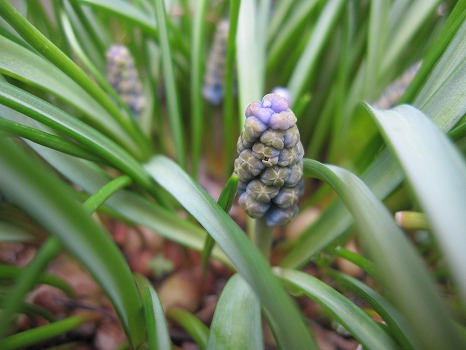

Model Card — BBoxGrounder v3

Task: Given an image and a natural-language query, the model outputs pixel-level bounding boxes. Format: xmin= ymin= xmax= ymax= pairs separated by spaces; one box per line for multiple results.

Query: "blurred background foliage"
xmin=0 ymin=0 xmax=465 ymax=349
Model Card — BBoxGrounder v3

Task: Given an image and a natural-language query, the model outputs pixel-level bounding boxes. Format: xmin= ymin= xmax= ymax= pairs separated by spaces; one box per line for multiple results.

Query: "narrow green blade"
xmin=0 ymin=83 xmax=153 ymax=190
xmin=145 ymin=155 xmax=317 ymax=349
xmin=0 ymin=137 xmax=145 ymax=348
xmin=330 ymin=271 xmax=417 ymax=350
xmin=76 ymin=0 xmax=156 ymax=35
xmin=168 ymin=308 xmax=209 ymax=350
xmin=365 ymin=103 xmax=466 ymax=304
xmin=0 ymin=35 xmax=139 ymax=154
xmin=135 ymin=275 xmax=172 ymax=350
xmin=275 ymin=268 xmax=398 ymax=350
xmin=301 ymin=158 xmax=463 ymax=349
xmin=207 ymin=274 xmax=263 ymax=350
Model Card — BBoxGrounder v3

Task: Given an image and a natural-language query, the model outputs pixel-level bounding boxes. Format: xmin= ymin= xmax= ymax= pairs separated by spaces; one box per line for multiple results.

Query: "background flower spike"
xmin=234 ymin=94 xmax=304 ymax=227
xmin=106 ymin=44 xmax=146 ymax=117
xmin=203 ymin=19 xmax=230 ymax=105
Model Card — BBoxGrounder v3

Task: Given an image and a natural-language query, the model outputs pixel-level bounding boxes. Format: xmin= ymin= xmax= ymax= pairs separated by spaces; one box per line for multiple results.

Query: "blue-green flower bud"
xmin=234 ymin=93 xmax=304 ymax=226
xmin=106 ymin=44 xmax=146 ymax=117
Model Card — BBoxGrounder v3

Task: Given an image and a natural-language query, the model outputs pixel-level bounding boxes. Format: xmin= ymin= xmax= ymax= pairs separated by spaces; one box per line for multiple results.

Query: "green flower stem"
xmin=0 ymin=237 xmax=62 ymax=339
xmin=223 ymin=0 xmax=242 ymax=177
xmin=0 ymin=315 xmax=95 ymax=350
xmin=253 ymin=218 xmax=273 ymax=260
xmin=0 ymin=0 xmax=151 ymax=160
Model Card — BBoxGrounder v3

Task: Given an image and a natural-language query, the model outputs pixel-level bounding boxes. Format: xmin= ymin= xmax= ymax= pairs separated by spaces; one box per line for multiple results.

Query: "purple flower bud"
xmin=234 ymin=93 xmax=304 ymax=226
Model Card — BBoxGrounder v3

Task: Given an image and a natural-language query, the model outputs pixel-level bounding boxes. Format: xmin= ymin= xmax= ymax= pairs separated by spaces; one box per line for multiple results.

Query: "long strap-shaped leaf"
xmin=144 ymin=155 xmax=317 ymax=350
xmin=365 ymin=103 xmax=466 ymax=304
xmin=0 ymin=35 xmax=138 ymax=155
xmin=0 ymin=82 xmax=153 ymax=190
xmin=1 ymin=104 xmax=231 ymax=265
xmin=302 ymin=158 xmax=463 ymax=349
xmin=275 ymin=268 xmax=398 ymax=350
xmin=0 ymin=2 xmax=151 ymax=159
xmin=207 ymin=274 xmax=263 ymax=350
xmin=135 ymin=275 xmax=172 ymax=350
xmin=281 ymin=2 xmax=466 ymax=268
xmin=329 ymin=270 xmax=417 ymax=350
xmin=0 ymin=137 xmax=145 ymax=348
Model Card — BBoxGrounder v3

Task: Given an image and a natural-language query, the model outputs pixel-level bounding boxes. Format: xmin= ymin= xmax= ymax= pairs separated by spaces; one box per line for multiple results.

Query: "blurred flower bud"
xmin=272 ymin=86 xmax=292 ymax=105
xmin=234 ymin=93 xmax=304 ymax=226
xmin=373 ymin=61 xmax=421 ymax=109
xmin=106 ymin=44 xmax=146 ymax=117
xmin=203 ymin=19 xmax=230 ymax=105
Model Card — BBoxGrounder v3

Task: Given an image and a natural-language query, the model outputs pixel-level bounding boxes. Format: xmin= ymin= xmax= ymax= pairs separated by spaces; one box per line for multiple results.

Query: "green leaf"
xmin=0 ymin=238 xmax=62 ymax=339
xmin=332 ymin=247 xmax=379 ymax=278
xmin=190 ymin=0 xmax=209 ymax=177
xmin=0 ymin=34 xmax=141 ymax=154
xmin=168 ymin=308 xmax=209 ymax=350
xmin=0 ymin=315 xmax=91 ymax=350
xmin=0 ymin=264 xmax=75 ymax=298
xmin=364 ymin=103 xmax=466 ymax=304
xmin=0 ymin=137 xmax=145 ymax=348
xmin=201 ymin=173 xmax=238 ymax=271
xmin=151 ymin=0 xmax=185 ymax=168
xmin=0 ymin=0 xmax=153 ymax=159
xmin=0 ymin=116 xmax=102 ymax=162
xmin=329 ymin=270 xmax=418 ymax=350
xmin=0 ymin=83 xmax=153 ymax=191
xmin=267 ymin=0 xmax=319 ymax=75
xmin=75 ymin=0 xmax=156 ymax=36
xmin=275 ymin=268 xmax=398 ymax=350
xmin=287 ymin=0 xmax=345 ymax=102
xmin=19 ymin=136 xmax=231 ymax=266
xmin=223 ymin=0 xmax=242 ymax=174
xmin=381 ymin=0 xmax=440 ymax=74
xmin=0 ymin=222 xmax=33 ymax=242
xmin=207 ymin=274 xmax=263 ymax=350
xmin=144 ymin=155 xmax=317 ymax=350
xmin=237 ymin=0 xmax=264 ymax=115
xmin=281 ymin=4 xmax=466 ymax=268
xmin=299 ymin=158 xmax=463 ymax=350
xmin=81 ymin=175 xmax=132 ymax=214
xmin=135 ymin=275 xmax=172 ymax=350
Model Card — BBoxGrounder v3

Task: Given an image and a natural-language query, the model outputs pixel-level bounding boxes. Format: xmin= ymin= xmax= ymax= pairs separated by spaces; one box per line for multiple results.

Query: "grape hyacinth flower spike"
xmin=203 ymin=19 xmax=230 ymax=105
xmin=106 ymin=44 xmax=146 ymax=117
xmin=234 ymin=93 xmax=304 ymax=227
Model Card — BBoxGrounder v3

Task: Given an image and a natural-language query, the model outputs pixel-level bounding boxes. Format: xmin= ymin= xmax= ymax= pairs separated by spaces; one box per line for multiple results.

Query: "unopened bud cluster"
xmin=106 ymin=44 xmax=146 ymax=117
xmin=235 ymin=94 xmax=304 ymax=227
xmin=203 ymin=19 xmax=229 ymax=105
